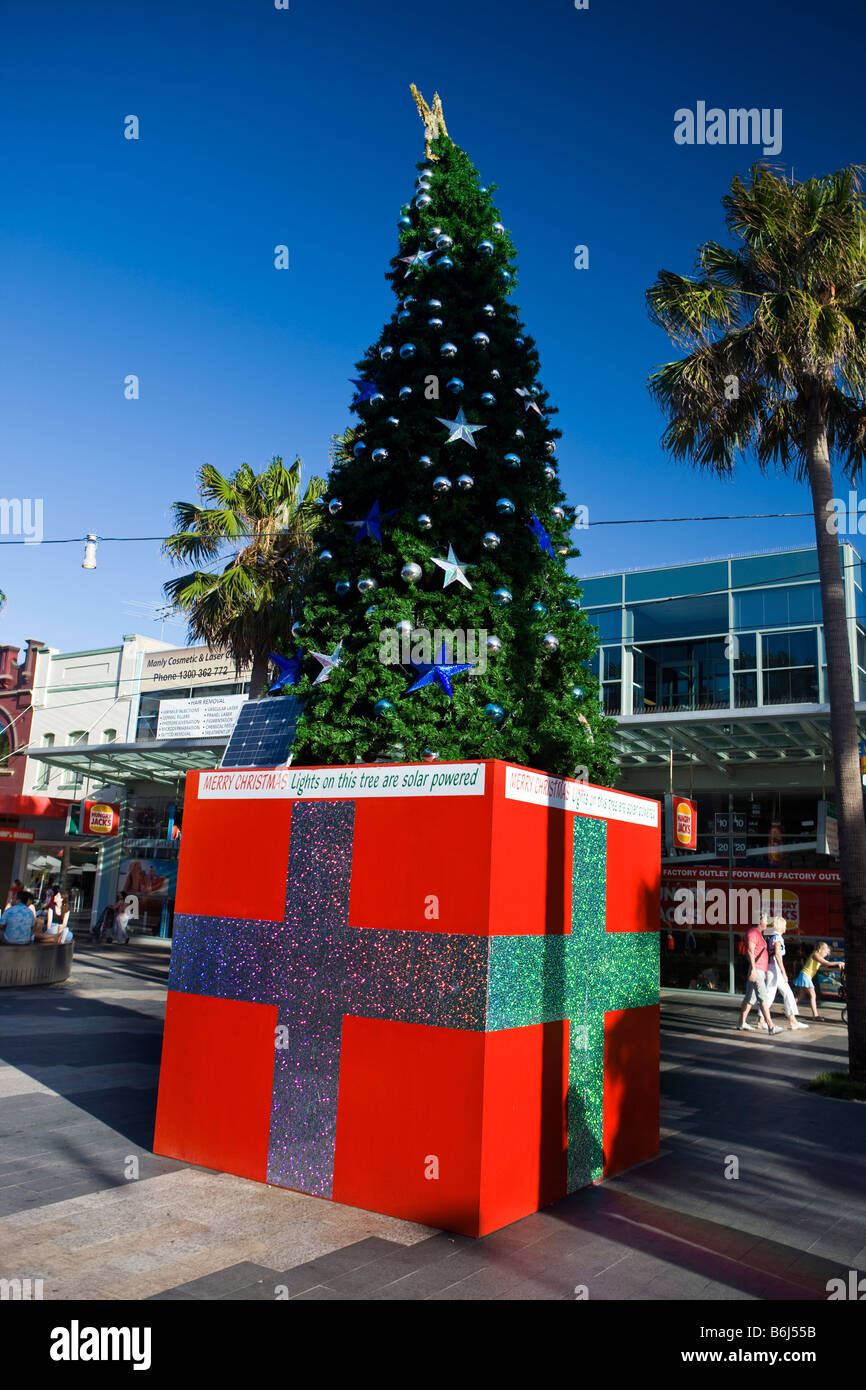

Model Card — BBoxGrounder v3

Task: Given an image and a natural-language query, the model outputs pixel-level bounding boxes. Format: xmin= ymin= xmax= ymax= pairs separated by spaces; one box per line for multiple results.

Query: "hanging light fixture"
xmin=82 ymin=534 xmax=98 ymax=570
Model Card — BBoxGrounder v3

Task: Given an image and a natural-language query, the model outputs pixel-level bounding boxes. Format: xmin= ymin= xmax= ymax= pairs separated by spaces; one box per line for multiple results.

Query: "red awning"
xmin=0 ymin=794 xmax=71 ymax=819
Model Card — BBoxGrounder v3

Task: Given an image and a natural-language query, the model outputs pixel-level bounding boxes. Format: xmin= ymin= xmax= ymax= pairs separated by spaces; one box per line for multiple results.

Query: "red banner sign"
xmin=0 ymin=828 xmax=35 ymax=843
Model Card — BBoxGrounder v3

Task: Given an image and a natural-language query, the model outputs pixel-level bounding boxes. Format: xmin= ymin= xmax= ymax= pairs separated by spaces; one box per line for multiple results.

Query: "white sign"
xmin=197 ymin=762 xmax=487 ymax=800
xmin=157 ymin=695 xmax=247 ymax=740
xmin=503 ymin=766 xmax=659 ymax=827
xmin=141 ymin=646 xmax=250 ymax=692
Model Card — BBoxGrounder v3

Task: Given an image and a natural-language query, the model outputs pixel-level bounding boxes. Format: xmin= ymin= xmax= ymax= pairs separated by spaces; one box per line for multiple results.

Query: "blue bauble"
xmin=472 ymin=332 xmax=490 ymax=349
xmin=418 ymin=454 xmax=434 ymax=469
xmin=492 ymin=588 xmax=513 ymax=607
xmin=374 ymin=699 xmax=395 ymax=718
xmin=397 ymin=310 xmax=411 ymax=324
xmin=446 ymin=377 xmax=464 ymax=394
xmin=484 ymin=703 xmax=505 ymax=723
xmin=318 ymin=549 xmax=333 ymax=562
xmin=563 ymin=598 xmax=580 ymax=611
xmin=531 ymin=602 xmax=548 ymax=617
xmin=504 ymin=453 xmax=521 ymax=469
xmin=328 ymin=498 xmax=343 ymax=515
xmin=353 ymin=441 xmax=367 ymax=456
xmin=571 ymin=686 xmax=584 ymax=700
xmin=399 ymin=386 xmax=413 ymax=400
xmin=496 ymin=497 xmax=516 ymax=515
xmin=335 ymin=580 xmax=350 ymax=596
xmin=514 ymin=336 xmax=525 ymax=349
xmin=480 ymin=392 xmax=496 ymax=407
xmin=371 ymin=448 xmax=389 ymax=463
xmin=380 ymin=345 xmax=394 ymax=360
xmin=398 ymin=215 xmax=412 ymax=229
xmin=437 ymin=256 xmax=454 ymax=270
xmin=428 ymin=298 xmax=442 ymax=309
xmin=478 ymin=240 xmax=494 ymax=256
xmin=404 ymin=296 xmax=417 ymax=307
xmin=500 ymin=269 xmax=512 ymax=283
xmin=399 ymin=342 xmax=416 ymax=358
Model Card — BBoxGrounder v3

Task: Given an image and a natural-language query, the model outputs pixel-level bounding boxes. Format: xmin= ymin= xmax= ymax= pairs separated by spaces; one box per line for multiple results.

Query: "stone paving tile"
xmin=290 ymin=1285 xmax=348 ymax=1300
xmin=171 ymin=1261 xmax=278 ymax=1298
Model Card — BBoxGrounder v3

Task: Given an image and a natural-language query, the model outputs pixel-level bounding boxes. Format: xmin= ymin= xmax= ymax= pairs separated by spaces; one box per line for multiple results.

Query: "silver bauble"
xmin=328 ymin=498 xmax=343 ymax=515
xmin=437 ymin=256 xmax=454 ymax=270
xmin=477 ymin=240 xmax=494 ymax=255
xmin=428 ymin=317 xmax=443 ymax=330
xmin=492 ymin=221 xmax=505 ymax=235
xmin=370 ymin=392 xmax=385 ymax=406
xmin=401 ymin=562 xmax=422 ymax=583
xmin=386 ymin=416 xmax=399 ymax=428
xmin=481 ymin=303 xmax=496 ymax=317
xmin=545 ymin=440 xmax=557 ymax=455
xmin=492 ymin=588 xmax=513 ymax=607
xmin=456 ymin=473 xmax=474 ymax=490
xmin=514 ymin=336 xmax=525 ymax=349
xmin=480 ymin=392 xmax=496 ymax=406
xmin=357 ymin=577 xmax=378 ymax=594
xmin=432 ymin=475 xmax=452 ymax=494
xmin=496 ymin=497 xmax=515 ymax=515
xmin=319 ymin=549 xmax=334 ymax=562
xmin=440 ymin=341 xmax=458 ymax=358
xmin=482 ymin=531 xmax=500 ymax=550
xmin=543 ymin=465 xmax=556 ymax=482
xmin=399 ymin=385 xmax=413 ymax=399
xmin=414 ymin=193 xmax=432 ymax=209
xmin=552 ymin=506 xmax=565 ymax=521
xmin=541 ymin=632 xmax=560 ymax=653
xmin=399 ymin=342 xmax=416 ymax=358
xmin=423 ymin=748 xmax=440 ymax=763
xmin=380 ymin=345 xmax=394 ymax=360
xmin=428 ymin=297 xmax=442 ymax=309
xmin=371 ymin=448 xmax=389 ymax=463
xmin=396 ymin=620 xmax=413 ymax=639
xmin=490 ymin=369 xmax=501 ymax=380
xmin=417 ymin=513 xmax=433 ymax=529
xmin=435 ymin=234 xmax=453 ymax=250
xmin=418 ymin=454 xmax=434 ymax=469
xmin=486 ymin=634 xmax=502 ymax=654
xmin=472 ymin=332 xmax=490 ymax=349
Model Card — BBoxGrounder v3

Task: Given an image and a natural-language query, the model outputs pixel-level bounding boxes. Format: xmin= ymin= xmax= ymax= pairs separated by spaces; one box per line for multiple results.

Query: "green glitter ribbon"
xmin=487 ymin=816 xmax=659 ymax=1190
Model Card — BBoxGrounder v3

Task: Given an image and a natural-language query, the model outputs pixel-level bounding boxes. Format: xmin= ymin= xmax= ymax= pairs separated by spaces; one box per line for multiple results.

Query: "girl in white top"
xmin=759 ymin=917 xmax=808 ymax=1031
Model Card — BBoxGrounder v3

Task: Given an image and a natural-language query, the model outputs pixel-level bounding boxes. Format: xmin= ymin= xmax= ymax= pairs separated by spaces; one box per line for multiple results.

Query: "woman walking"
xmin=759 ymin=918 xmax=808 ymax=1031
xmin=793 ymin=941 xmax=845 ymax=1021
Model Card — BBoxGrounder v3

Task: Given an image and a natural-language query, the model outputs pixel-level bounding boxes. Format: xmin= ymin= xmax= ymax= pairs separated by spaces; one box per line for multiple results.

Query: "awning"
xmin=612 ymin=703 xmax=866 ymax=771
xmin=26 ymin=739 xmax=226 ymax=789
xmin=0 ymin=794 xmax=73 ymax=818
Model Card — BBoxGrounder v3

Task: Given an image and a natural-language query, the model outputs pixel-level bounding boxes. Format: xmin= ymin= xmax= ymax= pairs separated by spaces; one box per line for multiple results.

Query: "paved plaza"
xmin=0 ymin=942 xmax=864 ymax=1301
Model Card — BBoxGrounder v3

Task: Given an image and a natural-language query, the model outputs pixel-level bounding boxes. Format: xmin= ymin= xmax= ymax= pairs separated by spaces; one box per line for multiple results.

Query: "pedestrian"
xmin=4 ymin=878 xmax=24 ymax=910
xmin=737 ymin=919 xmax=782 ymax=1034
xmin=38 ymin=892 xmax=71 ymax=945
xmin=757 ymin=917 xmax=808 ymax=1031
xmin=793 ymin=942 xmax=845 ymax=1021
xmin=0 ymin=890 xmax=37 ymax=944
xmin=112 ymin=892 xmax=132 ymax=946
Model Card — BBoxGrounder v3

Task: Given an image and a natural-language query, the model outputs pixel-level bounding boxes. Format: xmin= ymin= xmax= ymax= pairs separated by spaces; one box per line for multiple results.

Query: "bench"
xmin=0 ymin=943 xmax=74 ymax=987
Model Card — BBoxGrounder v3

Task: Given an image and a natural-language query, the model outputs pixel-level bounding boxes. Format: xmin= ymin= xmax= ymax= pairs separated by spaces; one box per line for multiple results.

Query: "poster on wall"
xmin=118 ymin=858 xmax=178 ymax=926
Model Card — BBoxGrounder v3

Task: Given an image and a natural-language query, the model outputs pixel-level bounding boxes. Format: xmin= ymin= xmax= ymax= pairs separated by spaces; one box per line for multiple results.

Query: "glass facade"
xmin=580 ymin=545 xmax=851 ymax=717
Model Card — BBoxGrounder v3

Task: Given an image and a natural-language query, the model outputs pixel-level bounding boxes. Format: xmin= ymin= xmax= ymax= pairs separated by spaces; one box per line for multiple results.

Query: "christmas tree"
xmin=289 ymin=88 xmax=616 ymax=782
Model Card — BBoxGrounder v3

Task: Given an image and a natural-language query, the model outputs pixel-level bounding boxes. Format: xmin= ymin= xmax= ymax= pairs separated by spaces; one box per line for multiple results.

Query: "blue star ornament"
xmin=406 ymin=644 xmax=475 ymax=699
xmin=311 ymin=640 xmax=345 ymax=685
xmin=346 ymin=498 xmax=396 ymax=544
xmin=527 ymin=512 xmax=557 ymax=559
xmin=436 ymin=407 xmax=487 ymax=448
xmin=268 ymin=649 xmax=303 ymax=692
xmin=399 ymin=249 xmax=434 ymax=278
xmin=350 ymin=378 xmax=379 ymax=404
xmin=432 ymin=543 xmax=472 ymax=589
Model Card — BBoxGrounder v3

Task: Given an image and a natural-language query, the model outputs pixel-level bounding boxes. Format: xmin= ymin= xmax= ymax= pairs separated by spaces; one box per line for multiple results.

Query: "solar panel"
xmin=220 ymin=697 xmax=304 ymax=769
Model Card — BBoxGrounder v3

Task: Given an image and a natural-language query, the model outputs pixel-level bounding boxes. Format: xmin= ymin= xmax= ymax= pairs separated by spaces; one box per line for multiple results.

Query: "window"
xmin=600 ymin=647 xmax=621 ymax=714
xmin=585 ymin=609 xmax=622 ymax=643
xmin=731 ymin=549 xmax=816 ymax=589
xmin=734 ymin=583 xmax=821 ymax=629
xmin=580 ymin=575 xmax=622 ymax=607
xmin=627 ymin=594 xmax=729 ymax=643
xmin=625 ymin=561 xmax=728 ymax=603
xmin=0 ymin=723 xmax=10 ymax=769
xmin=35 ymin=733 xmax=54 ymax=788
xmin=59 ymin=731 xmax=87 ymax=789
xmin=103 ymin=729 xmax=118 ymax=743
xmin=633 ymin=639 xmax=729 ymax=712
xmin=761 ymin=631 xmax=818 ymax=705
xmin=733 ymin=633 xmax=758 ymax=708
xmin=858 ymin=627 xmax=866 ymax=700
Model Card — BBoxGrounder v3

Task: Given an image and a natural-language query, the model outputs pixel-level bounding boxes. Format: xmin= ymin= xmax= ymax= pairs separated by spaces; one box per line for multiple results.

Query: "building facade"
xmin=16 ymin=638 xmax=250 ymax=931
xmin=580 ymin=543 xmax=864 ymax=995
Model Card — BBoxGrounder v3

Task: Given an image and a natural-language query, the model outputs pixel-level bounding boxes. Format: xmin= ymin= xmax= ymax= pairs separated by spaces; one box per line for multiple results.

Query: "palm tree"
xmin=163 ymin=456 xmax=325 ymax=697
xmin=646 ymin=164 xmax=866 ymax=1080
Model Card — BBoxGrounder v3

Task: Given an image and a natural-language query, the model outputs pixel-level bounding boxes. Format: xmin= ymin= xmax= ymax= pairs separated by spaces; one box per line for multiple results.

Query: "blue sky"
xmin=1 ymin=0 xmax=863 ymax=652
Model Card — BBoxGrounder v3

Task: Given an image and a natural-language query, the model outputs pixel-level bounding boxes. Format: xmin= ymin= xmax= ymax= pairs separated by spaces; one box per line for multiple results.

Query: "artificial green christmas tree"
xmin=289 ymin=88 xmax=616 ymax=781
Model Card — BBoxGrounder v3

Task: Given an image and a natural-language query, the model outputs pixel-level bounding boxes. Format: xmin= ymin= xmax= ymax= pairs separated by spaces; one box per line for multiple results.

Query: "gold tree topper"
xmin=410 ymin=84 xmax=448 ymax=158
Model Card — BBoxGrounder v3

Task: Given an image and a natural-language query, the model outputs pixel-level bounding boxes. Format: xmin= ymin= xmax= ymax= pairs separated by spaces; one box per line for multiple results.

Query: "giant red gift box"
xmin=154 ymin=759 xmax=660 ymax=1237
